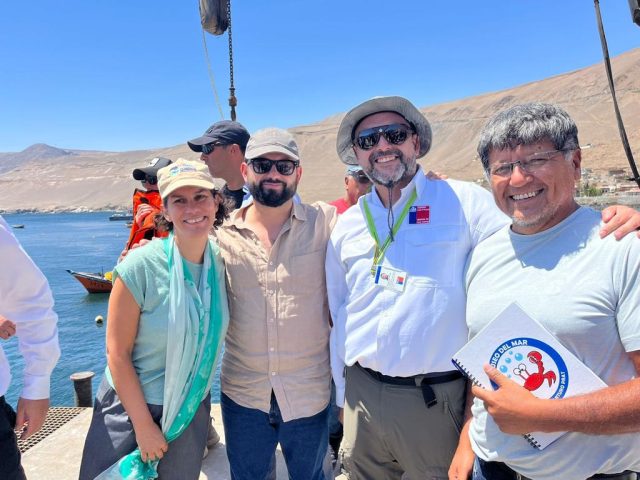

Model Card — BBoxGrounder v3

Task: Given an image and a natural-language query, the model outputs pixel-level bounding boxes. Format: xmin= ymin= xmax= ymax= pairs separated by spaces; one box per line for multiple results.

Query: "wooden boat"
xmin=66 ymin=269 xmax=112 ymax=294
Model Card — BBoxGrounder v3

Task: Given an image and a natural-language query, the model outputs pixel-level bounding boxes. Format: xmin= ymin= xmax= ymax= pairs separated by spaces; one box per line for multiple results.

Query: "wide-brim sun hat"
xmin=336 ymin=96 xmax=432 ymax=165
xmin=157 ymin=158 xmax=215 ymax=199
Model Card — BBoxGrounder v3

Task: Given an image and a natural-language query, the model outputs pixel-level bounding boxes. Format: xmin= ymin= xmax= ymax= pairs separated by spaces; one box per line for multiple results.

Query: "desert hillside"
xmin=1 ymin=48 xmax=638 ymax=212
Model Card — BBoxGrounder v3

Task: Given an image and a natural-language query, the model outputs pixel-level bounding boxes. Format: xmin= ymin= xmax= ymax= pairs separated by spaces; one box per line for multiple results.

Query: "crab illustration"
xmin=513 ymin=351 xmax=557 ymax=391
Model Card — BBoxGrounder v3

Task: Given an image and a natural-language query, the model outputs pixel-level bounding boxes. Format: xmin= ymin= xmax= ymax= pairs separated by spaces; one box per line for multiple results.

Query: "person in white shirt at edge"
xmin=325 ymin=96 xmax=640 ymax=480
xmin=0 ymin=215 xmax=60 ymax=480
xmin=459 ymin=103 xmax=640 ymax=480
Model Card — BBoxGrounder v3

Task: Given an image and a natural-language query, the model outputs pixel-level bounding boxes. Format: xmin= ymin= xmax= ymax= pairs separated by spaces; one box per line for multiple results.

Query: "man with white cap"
xmin=326 ymin=96 xmax=509 ymax=479
xmin=215 ymin=128 xmax=337 ymax=480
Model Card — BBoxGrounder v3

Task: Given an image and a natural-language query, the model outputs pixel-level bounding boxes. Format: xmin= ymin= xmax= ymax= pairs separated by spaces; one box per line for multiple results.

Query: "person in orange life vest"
xmin=329 ymin=166 xmax=372 ymax=215
xmin=119 ymin=157 xmax=173 ymax=262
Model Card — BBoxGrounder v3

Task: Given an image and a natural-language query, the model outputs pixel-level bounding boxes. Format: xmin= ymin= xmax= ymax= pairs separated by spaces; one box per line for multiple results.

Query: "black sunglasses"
xmin=248 ymin=158 xmax=299 ymax=176
xmin=145 ymin=176 xmax=158 ymax=185
xmin=350 ymin=172 xmax=371 ymax=184
xmin=354 ymin=123 xmax=414 ymax=150
xmin=202 ymin=142 xmax=222 ymax=155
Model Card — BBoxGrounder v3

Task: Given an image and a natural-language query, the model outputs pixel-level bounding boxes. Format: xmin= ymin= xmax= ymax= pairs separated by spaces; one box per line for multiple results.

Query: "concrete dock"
xmin=20 ymin=405 xmax=346 ymax=479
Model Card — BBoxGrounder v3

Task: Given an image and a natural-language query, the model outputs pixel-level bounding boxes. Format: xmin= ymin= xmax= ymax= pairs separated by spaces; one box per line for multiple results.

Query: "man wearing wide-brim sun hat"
xmin=325 ymin=95 xmax=509 ymax=479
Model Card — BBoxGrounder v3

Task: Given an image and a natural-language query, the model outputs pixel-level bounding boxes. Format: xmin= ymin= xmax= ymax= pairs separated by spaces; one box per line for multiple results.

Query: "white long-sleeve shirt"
xmin=325 ymin=170 xmax=507 ymax=406
xmin=0 ymin=215 xmax=60 ymax=399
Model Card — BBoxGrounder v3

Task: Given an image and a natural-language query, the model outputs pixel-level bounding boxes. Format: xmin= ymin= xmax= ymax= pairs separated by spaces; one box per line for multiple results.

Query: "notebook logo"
xmin=490 ymin=338 xmax=569 ymax=399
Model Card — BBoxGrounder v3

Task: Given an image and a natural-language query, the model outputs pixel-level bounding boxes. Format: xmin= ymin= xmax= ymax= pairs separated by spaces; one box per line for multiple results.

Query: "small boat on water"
xmin=12 ymin=224 xmax=25 ymax=229
xmin=66 ymin=269 xmax=112 ymax=294
xmin=109 ymin=212 xmax=133 ymax=221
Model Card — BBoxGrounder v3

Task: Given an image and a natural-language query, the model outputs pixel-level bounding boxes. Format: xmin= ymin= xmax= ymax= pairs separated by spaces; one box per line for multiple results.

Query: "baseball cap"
xmin=336 ymin=96 xmax=432 ymax=165
xmin=346 ymin=165 xmax=371 ymax=182
xmin=187 ymin=120 xmax=250 ymax=152
xmin=132 ymin=157 xmax=173 ymax=180
xmin=245 ymin=128 xmax=300 ymax=161
xmin=157 ymin=158 xmax=215 ymax=199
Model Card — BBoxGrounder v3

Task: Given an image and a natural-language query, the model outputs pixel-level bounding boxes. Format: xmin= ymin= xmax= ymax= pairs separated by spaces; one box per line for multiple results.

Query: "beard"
xmin=364 ymin=148 xmax=417 ymax=188
xmin=248 ymin=178 xmax=297 ymax=207
xmin=510 ymin=202 xmax=560 ymax=233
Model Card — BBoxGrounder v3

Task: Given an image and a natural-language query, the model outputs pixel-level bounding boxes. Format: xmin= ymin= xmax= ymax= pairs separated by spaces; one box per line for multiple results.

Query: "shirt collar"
xmin=226 ymin=199 xmax=306 ymax=230
xmin=366 ymin=165 xmax=425 ymax=209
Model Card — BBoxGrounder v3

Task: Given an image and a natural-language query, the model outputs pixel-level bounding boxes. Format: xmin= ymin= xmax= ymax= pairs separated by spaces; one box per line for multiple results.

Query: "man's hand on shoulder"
xmin=15 ymin=397 xmax=49 ymax=439
xmin=117 ymin=238 xmax=152 ymax=263
xmin=600 ymin=205 xmax=640 ymax=240
xmin=426 ymin=170 xmax=448 ymax=180
xmin=0 ymin=315 xmax=16 ymax=339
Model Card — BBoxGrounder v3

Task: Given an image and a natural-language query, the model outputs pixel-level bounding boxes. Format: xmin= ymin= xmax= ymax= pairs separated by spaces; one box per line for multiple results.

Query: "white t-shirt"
xmin=465 ymin=207 xmax=640 ymax=480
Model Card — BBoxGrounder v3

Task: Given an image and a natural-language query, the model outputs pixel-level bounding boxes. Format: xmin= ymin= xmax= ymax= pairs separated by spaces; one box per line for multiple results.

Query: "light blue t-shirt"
xmin=465 ymin=207 xmax=640 ymax=480
xmin=106 ymin=238 xmax=203 ymax=405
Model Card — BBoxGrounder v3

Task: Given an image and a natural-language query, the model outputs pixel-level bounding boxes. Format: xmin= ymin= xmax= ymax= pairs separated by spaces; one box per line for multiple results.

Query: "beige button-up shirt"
xmin=217 ymin=201 xmax=337 ymax=422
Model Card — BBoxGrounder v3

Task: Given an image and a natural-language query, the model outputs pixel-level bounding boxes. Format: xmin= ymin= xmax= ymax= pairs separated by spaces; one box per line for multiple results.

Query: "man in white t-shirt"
xmin=462 ymin=103 xmax=640 ymax=480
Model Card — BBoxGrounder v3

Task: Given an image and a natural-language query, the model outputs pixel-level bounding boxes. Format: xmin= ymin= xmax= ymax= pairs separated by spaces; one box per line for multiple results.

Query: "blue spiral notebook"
xmin=452 ymin=302 xmax=607 ymax=450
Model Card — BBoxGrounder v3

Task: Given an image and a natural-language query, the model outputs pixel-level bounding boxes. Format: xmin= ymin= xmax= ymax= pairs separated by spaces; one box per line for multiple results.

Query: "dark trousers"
xmin=0 ymin=396 xmax=27 ymax=480
xmin=79 ymin=379 xmax=211 ymax=480
xmin=474 ymin=458 xmax=638 ymax=480
xmin=221 ymin=391 xmax=329 ymax=480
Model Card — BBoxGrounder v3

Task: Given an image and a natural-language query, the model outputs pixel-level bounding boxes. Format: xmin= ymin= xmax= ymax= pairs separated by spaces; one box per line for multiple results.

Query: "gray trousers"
xmin=341 ymin=364 xmax=466 ymax=480
xmin=79 ymin=378 xmax=210 ymax=480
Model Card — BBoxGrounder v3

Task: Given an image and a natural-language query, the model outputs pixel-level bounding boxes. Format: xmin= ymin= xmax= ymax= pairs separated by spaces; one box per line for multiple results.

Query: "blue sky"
xmin=1 ymin=1 xmax=638 ymax=152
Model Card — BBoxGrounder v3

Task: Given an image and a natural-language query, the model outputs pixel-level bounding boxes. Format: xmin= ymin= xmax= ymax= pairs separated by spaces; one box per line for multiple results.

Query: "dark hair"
xmin=477 ymin=103 xmax=580 ymax=174
xmin=154 ymin=189 xmax=232 ymax=232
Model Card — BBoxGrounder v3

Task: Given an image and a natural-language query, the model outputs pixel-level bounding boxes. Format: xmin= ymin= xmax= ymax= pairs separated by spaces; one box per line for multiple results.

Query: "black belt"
xmin=478 ymin=459 xmax=638 ymax=480
xmin=356 ymin=363 xmax=463 ymax=408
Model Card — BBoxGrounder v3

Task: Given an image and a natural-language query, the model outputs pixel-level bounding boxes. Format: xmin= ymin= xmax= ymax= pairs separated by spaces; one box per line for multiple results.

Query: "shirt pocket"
xmin=340 ymin=237 xmax=375 ymax=269
xmin=287 ymin=249 xmax=326 ymax=294
xmin=403 ymin=227 xmax=460 ymax=288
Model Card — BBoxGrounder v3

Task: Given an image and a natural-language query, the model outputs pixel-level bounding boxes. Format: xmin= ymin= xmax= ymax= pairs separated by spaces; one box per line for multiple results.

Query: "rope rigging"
xmin=593 ymin=0 xmax=639 ymax=189
xmin=199 ymin=0 xmax=237 ymax=121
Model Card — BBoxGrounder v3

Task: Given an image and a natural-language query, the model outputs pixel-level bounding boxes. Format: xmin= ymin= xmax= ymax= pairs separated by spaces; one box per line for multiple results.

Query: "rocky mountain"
xmin=1 ymin=48 xmax=638 ymax=213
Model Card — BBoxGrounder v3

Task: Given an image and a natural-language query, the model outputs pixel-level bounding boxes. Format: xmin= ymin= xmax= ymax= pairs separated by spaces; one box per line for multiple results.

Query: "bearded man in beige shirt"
xmin=215 ymin=127 xmax=337 ymax=480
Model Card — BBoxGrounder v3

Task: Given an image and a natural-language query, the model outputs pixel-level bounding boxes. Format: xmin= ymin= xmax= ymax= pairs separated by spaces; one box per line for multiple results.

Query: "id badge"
xmin=373 ymin=265 xmax=408 ymax=293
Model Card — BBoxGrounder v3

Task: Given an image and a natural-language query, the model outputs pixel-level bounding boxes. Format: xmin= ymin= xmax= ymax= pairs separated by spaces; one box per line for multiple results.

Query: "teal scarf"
xmin=97 ymin=234 xmax=229 ymax=479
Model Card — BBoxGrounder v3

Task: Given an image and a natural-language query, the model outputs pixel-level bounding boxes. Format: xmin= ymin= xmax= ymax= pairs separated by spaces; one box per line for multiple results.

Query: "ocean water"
xmin=2 ymin=212 xmax=222 ymax=406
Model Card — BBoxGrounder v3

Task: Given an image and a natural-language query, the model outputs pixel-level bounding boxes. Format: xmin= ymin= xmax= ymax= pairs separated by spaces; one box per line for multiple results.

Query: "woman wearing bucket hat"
xmin=80 ymin=159 xmax=230 ymax=480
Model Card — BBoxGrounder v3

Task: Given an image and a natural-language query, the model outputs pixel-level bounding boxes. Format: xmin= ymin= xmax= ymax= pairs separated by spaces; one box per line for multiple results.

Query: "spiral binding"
xmin=453 ymin=359 xmax=545 ymax=450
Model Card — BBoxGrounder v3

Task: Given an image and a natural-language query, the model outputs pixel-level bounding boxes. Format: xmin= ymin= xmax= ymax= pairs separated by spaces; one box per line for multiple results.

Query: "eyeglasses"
xmin=145 ymin=176 xmax=158 ymax=185
xmin=248 ymin=158 xmax=299 ymax=176
xmin=202 ymin=143 xmax=222 ymax=155
xmin=354 ymin=123 xmax=415 ymax=150
xmin=489 ymin=149 xmax=571 ymax=177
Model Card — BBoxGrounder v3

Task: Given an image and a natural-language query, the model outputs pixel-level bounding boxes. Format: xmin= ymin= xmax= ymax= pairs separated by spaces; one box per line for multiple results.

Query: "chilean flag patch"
xmin=409 ymin=206 xmax=430 ymax=224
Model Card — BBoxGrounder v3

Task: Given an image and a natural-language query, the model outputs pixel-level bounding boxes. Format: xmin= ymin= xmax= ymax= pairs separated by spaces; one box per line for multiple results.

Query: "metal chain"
xmin=227 ymin=0 xmax=237 ymax=120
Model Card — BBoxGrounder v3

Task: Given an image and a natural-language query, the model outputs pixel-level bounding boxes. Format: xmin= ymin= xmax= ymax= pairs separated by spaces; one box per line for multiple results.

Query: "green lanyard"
xmin=362 ymin=189 xmax=417 ymax=276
